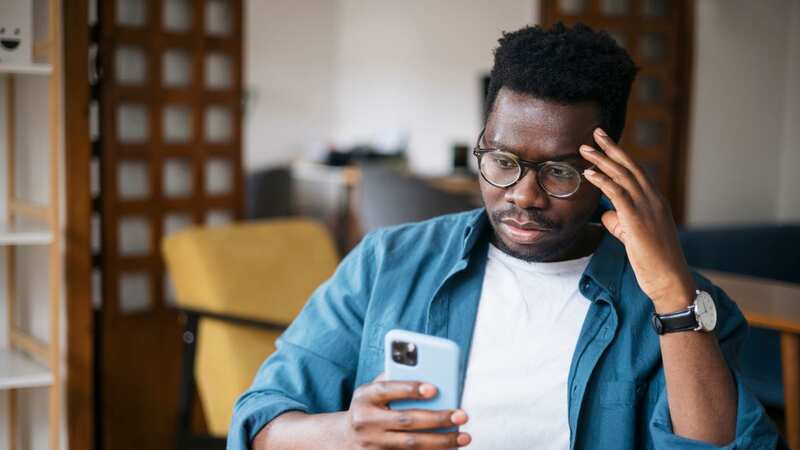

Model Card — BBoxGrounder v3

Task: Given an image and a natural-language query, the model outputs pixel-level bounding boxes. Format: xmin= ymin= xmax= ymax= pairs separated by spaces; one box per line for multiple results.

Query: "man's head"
xmin=480 ymin=23 xmax=637 ymax=262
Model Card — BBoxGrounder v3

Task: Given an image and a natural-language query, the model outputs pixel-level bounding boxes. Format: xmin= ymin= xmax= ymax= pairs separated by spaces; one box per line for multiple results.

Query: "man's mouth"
xmin=499 ymin=219 xmax=552 ymax=244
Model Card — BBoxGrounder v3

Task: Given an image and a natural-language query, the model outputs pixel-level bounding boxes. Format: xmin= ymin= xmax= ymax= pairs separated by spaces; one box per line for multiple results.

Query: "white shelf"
xmin=0 ymin=222 xmax=53 ymax=246
xmin=0 ymin=349 xmax=53 ymax=390
xmin=0 ymin=62 xmax=53 ymax=76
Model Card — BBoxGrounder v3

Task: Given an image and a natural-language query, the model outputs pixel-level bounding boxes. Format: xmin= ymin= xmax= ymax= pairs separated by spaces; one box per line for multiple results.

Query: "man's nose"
xmin=503 ymin=169 xmax=550 ymax=210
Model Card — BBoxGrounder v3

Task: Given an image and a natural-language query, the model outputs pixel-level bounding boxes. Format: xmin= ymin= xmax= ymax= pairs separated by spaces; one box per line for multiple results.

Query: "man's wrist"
xmin=651 ymin=279 xmax=696 ymax=314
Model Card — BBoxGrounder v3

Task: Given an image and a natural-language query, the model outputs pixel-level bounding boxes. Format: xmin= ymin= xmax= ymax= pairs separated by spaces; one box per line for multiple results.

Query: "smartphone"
xmin=384 ymin=329 xmax=461 ymax=412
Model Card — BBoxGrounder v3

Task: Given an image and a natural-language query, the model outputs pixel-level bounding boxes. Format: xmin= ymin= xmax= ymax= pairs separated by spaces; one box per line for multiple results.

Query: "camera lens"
xmin=391 ymin=340 xmax=418 ymax=366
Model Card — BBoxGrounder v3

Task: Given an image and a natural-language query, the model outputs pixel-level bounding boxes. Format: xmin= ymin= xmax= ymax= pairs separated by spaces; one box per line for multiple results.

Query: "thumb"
xmin=601 ymin=210 xmax=625 ymax=243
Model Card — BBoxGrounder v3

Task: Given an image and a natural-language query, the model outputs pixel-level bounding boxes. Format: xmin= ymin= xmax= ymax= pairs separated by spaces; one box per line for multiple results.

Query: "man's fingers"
xmin=601 ymin=210 xmax=626 ymax=244
xmin=353 ymin=380 xmax=437 ymax=406
xmin=386 ymin=408 xmax=468 ymax=431
xmin=583 ymin=168 xmax=635 ymax=215
xmin=592 ymin=128 xmax=653 ymax=190
xmin=580 ymin=144 xmax=644 ymax=201
xmin=381 ymin=430 xmax=471 ymax=449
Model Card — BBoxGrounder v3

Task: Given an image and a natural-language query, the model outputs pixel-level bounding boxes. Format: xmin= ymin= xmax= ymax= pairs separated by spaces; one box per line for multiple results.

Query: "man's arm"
xmin=227 ymin=233 xmax=378 ymax=449
xmin=580 ymin=128 xmax=736 ymax=444
xmin=252 ymin=380 xmax=470 ymax=450
xmin=253 ymin=411 xmax=347 ymax=450
xmin=228 ymin=232 xmax=472 ymax=450
xmin=655 ymin=291 xmax=737 ymax=444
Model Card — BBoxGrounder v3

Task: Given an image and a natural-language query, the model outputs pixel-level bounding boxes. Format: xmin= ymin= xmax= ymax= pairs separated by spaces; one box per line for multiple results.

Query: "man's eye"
xmin=492 ymin=156 xmax=516 ymax=169
xmin=547 ymin=165 xmax=575 ymax=178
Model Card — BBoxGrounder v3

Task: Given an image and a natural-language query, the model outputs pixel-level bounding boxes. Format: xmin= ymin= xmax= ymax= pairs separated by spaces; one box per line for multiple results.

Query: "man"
xmin=229 ymin=23 xmax=780 ymax=449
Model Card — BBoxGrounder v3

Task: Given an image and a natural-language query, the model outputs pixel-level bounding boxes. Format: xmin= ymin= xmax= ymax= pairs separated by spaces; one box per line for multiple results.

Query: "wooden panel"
xmin=96 ymin=0 xmax=244 ymax=448
xmin=540 ymin=0 xmax=693 ymax=224
xmin=782 ymin=333 xmax=800 ymax=449
xmin=64 ymin=0 xmax=96 ymax=449
xmin=47 ymin=1 xmax=66 ymax=449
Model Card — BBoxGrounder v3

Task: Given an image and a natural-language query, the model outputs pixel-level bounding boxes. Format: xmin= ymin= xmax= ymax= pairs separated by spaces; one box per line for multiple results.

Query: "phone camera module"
xmin=391 ymin=340 xmax=418 ymax=366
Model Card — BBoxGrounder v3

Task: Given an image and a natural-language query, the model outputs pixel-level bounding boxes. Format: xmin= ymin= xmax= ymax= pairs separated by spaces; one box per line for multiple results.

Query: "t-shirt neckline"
xmin=488 ymin=243 xmax=593 ymax=275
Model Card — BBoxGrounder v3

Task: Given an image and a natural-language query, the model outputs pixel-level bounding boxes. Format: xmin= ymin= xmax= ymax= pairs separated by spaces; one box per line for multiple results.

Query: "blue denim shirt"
xmin=229 ymin=209 xmax=779 ymax=449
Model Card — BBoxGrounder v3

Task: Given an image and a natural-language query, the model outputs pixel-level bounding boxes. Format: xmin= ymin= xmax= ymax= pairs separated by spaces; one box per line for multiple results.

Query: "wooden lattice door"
xmin=95 ymin=0 xmax=243 ymax=448
xmin=541 ymin=0 xmax=693 ymax=224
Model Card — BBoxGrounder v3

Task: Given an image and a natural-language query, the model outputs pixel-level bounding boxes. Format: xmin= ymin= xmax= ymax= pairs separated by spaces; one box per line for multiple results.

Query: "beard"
xmin=487 ymin=206 xmax=585 ymax=262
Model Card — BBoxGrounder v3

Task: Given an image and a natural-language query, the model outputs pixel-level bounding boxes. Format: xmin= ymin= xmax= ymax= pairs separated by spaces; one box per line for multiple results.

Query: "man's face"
xmin=479 ymin=88 xmax=603 ymax=262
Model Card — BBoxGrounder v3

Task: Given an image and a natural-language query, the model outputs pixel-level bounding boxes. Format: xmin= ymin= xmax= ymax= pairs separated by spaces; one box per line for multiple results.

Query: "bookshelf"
xmin=1 ymin=1 xmax=63 ymax=449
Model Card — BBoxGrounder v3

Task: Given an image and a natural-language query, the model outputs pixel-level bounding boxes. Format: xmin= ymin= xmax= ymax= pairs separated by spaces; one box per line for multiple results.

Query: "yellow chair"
xmin=162 ymin=218 xmax=339 ymax=448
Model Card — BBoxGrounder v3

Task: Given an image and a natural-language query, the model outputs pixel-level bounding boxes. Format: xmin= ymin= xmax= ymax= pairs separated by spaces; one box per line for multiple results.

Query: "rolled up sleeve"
xmin=649 ymin=278 xmax=781 ymax=449
xmin=227 ymin=232 xmax=379 ymax=449
xmin=650 ymin=372 xmax=780 ymax=449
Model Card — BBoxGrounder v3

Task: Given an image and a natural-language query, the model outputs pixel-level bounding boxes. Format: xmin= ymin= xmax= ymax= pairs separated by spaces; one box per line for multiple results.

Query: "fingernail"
xmin=595 ymin=128 xmax=607 ymax=137
xmin=451 ymin=410 xmax=468 ymax=424
xmin=579 ymin=145 xmax=595 ymax=153
xmin=419 ymin=384 xmax=436 ymax=396
xmin=457 ymin=433 xmax=472 ymax=446
xmin=584 ymin=169 xmax=596 ymax=176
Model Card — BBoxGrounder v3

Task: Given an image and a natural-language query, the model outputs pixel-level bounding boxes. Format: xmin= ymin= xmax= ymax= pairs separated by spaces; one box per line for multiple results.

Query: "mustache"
xmin=491 ymin=207 xmax=561 ymax=231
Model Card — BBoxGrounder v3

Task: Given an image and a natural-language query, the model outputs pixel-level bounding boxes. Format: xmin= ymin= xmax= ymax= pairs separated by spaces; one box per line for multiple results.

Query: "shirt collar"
xmin=580 ymin=232 xmax=627 ymax=301
xmin=462 ymin=208 xmax=626 ymax=301
xmin=460 ymin=209 xmax=490 ymax=260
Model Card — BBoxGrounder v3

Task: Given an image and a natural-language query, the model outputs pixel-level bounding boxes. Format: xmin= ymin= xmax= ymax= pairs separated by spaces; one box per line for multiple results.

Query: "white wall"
xmin=244 ymin=0 xmax=535 ymax=173
xmin=777 ymin=0 xmax=800 ymax=222
xmin=686 ymin=0 xmax=800 ymax=225
xmin=331 ymin=0 xmax=535 ymax=175
xmin=243 ymin=0 xmax=338 ymax=170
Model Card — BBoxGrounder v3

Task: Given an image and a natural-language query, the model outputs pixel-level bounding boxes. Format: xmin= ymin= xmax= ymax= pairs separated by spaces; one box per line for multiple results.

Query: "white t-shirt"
xmin=459 ymin=244 xmax=592 ymax=450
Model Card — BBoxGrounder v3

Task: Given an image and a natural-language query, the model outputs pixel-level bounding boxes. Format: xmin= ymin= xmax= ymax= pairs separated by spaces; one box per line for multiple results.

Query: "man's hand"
xmin=580 ymin=127 xmax=737 ymax=445
xmin=253 ymin=374 xmax=471 ymax=450
xmin=344 ymin=374 xmax=471 ymax=449
xmin=579 ymin=128 xmax=695 ymax=312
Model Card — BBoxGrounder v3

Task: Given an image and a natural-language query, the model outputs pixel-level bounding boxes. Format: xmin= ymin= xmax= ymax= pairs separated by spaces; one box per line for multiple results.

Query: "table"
xmin=700 ymin=269 xmax=800 ymax=448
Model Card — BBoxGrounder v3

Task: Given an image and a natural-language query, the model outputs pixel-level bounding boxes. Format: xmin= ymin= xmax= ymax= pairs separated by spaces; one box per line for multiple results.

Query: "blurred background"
xmin=0 ymin=0 xmax=798 ymax=449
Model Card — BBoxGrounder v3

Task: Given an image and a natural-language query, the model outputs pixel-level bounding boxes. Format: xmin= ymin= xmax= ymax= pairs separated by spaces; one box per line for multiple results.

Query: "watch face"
xmin=694 ymin=291 xmax=717 ymax=331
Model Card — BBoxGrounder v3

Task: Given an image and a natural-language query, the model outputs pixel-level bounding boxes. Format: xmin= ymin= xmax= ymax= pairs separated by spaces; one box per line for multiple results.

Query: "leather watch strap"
xmin=651 ymin=307 xmax=698 ymax=335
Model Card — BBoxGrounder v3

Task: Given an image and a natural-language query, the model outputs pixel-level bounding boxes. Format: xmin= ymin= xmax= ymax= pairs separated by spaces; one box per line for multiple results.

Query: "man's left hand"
xmin=579 ymin=127 xmax=695 ymax=313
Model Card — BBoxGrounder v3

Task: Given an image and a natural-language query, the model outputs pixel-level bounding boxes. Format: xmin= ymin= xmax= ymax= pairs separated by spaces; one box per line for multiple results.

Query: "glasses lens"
xmin=480 ymin=152 xmax=520 ymax=187
xmin=539 ymin=162 xmax=581 ymax=197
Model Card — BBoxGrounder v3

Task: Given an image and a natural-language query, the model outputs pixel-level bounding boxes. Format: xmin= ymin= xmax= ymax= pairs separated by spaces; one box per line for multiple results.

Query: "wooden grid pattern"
xmin=100 ymin=0 xmax=243 ymax=319
xmin=540 ymin=0 xmax=693 ymax=224
xmin=95 ymin=0 xmax=243 ymax=448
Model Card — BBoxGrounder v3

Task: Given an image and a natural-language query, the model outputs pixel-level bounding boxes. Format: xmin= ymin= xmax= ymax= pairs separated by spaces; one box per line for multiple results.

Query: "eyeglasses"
xmin=472 ymin=128 xmax=591 ymax=198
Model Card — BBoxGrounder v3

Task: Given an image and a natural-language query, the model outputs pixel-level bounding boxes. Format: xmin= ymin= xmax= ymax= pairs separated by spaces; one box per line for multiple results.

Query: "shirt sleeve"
xmin=648 ymin=278 xmax=782 ymax=449
xmin=226 ymin=231 xmax=380 ymax=450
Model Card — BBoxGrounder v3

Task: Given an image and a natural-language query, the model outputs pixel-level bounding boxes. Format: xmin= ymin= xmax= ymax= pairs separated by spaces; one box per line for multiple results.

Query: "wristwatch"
xmin=651 ymin=290 xmax=717 ymax=335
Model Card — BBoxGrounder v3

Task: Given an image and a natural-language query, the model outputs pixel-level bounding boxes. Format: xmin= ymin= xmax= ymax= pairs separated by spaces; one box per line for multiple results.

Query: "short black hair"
xmin=486 ymin=22 xmax=638 ymax=142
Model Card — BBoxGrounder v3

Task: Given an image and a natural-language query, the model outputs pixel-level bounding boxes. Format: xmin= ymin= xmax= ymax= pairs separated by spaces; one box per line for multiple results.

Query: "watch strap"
xmin=651 ymin=306 xmax=698 ymax=335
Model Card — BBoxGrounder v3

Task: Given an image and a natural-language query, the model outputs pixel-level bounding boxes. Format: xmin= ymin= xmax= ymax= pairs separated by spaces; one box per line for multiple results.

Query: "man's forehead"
xmin=486 ymin=90 xmax=600 ymax=156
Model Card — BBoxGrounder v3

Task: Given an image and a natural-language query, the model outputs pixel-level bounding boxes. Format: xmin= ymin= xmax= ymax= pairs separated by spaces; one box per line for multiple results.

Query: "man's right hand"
xmin=344 ymin=376 xmax=471 ymax=449
xmin=252 ymin=375 xmax=471 ymax=450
